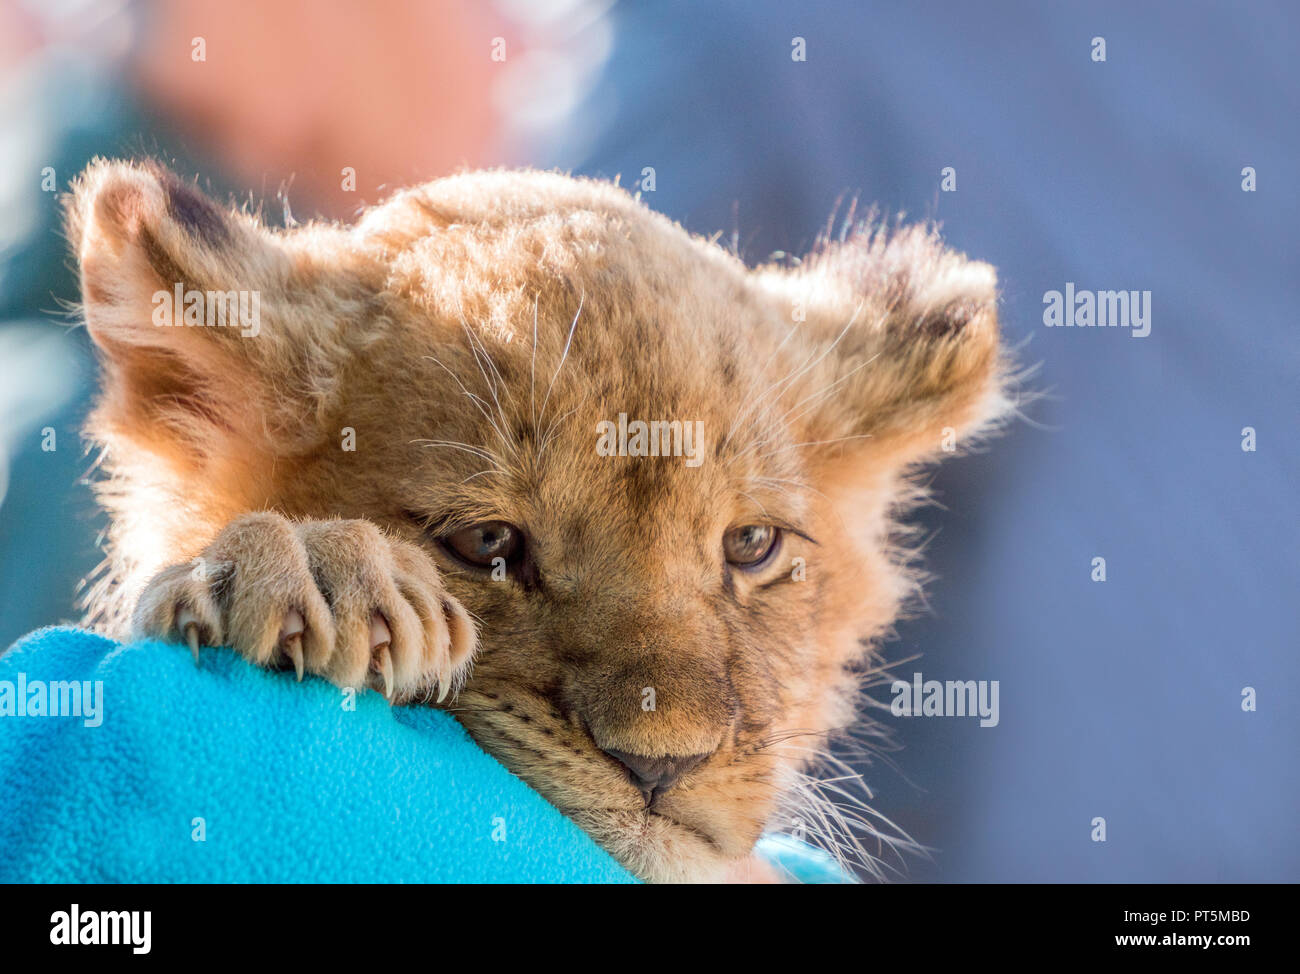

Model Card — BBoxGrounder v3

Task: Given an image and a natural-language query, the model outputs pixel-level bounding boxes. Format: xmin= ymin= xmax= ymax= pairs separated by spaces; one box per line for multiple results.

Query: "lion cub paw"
xmin=133 ymin=513 xmax=477 ymax=703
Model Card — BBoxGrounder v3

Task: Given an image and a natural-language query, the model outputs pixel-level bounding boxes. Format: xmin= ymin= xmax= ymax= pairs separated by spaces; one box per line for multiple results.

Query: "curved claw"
xmin=185 ymin=624 xmax=200 ymax=666
xmin=369 ymin=612 xmax=394 ymax=701
xmin=373 ymin=644 xmax=394 ymax=701
xmin=283 ymin=633 xmax=304 ymax=682
xmin=177 ymin=607 xmax=201 ymax=666
xmin=279 ymin=609 xmax=306 ymax=681
xmin=435 ymin=657 xmax=452 ymax=704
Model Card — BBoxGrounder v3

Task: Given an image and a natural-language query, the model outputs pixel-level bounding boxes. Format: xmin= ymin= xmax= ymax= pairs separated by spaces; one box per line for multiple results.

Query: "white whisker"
xmin=537 ymin=291 xmax=584 ymax=434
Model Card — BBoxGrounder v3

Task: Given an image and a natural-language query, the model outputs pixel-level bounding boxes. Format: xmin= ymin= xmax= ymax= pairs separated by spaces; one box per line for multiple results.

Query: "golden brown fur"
xmin=67 ymin=159 xmax=1012 ymax=882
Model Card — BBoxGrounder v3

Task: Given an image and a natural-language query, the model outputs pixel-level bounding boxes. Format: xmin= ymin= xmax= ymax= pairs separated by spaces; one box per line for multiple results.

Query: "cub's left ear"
xmin=765 ymin=224 xmax=1011 ymax=468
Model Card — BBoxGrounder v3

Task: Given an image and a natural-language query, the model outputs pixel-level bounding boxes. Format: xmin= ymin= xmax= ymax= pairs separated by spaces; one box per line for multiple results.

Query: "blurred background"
xmin=1 ymin=0 xmax=1295 ymax=881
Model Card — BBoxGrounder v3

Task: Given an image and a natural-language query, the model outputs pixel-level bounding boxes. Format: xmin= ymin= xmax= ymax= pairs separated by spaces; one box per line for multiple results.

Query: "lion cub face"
xmin=70 ymin=162 xmax=1008 ymax=882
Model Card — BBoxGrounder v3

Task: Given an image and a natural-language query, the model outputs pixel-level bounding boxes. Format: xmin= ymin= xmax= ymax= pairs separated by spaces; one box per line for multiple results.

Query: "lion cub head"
xmin=68 ymin=160 xmax=1009 ymax=882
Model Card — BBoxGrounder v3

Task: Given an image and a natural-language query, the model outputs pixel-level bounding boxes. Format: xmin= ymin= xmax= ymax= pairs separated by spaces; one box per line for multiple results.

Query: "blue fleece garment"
xmin=0 ymin=627 xmax=635 ymax=883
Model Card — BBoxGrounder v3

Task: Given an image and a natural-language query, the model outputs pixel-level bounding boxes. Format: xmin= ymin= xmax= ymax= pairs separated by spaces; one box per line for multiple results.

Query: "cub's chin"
xmin=566 ymin=787 xmax=786 ymax=883
xmin=566 ymin=808 xmax=742 ymax=883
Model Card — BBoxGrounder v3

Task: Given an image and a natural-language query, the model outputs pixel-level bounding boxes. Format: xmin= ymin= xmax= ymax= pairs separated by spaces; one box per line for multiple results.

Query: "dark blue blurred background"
xmin=2 ymin=0 xmax=1295 ymax=881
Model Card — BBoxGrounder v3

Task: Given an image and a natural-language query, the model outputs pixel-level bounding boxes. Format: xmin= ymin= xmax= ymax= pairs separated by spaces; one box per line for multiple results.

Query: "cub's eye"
xmin=442 ymin=521 xmax=522 ymax=568
xmin=723 ymin=524 xmax=781 ymax=569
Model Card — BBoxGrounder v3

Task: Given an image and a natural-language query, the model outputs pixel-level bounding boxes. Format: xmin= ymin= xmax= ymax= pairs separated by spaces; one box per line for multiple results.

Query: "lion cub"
xmin=67 ymin=160 xmax=1009 ymax=882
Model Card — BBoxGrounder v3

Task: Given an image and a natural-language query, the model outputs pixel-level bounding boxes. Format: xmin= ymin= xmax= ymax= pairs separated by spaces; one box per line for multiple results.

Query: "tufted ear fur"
xmin=66 ymin=159 xmax=382 ymax=466
xmin=758 ymin=224 xmax=1010 ymax=474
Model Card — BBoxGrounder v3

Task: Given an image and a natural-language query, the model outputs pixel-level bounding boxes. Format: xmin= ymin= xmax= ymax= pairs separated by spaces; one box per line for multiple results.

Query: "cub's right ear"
xmin=65 ymin=159 xmax=373 ymax=457
xmin=65 ymin=158 xmax=277 ymax=356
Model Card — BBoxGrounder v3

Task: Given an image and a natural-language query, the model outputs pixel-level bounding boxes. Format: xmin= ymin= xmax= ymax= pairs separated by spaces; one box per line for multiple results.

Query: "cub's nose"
xmin=602 ymin=748 xmax=711 ymax=801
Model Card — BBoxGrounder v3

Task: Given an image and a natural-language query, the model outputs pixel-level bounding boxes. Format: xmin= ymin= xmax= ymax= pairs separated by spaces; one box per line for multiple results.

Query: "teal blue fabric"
xmin=754 ymin=833 xmax=857 ymax=884
xmin=0 ymin=627 xmax=635 ymax=883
